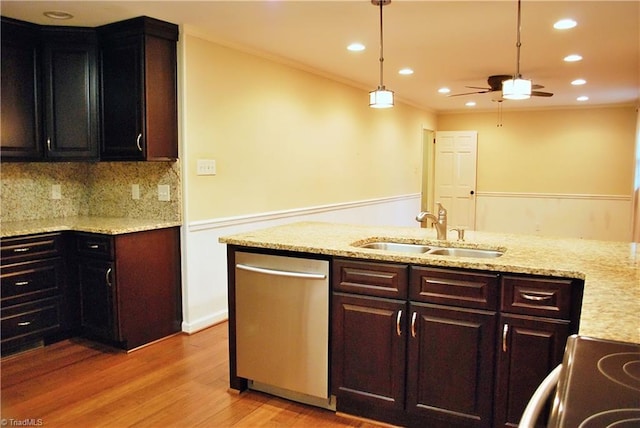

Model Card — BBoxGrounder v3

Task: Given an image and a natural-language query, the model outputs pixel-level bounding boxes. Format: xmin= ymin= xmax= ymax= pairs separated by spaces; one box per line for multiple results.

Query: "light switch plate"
xmin=197 ymin=159 xmax=216 ymax=175
xmin=157 ymin=184 xmax=170 ymax=201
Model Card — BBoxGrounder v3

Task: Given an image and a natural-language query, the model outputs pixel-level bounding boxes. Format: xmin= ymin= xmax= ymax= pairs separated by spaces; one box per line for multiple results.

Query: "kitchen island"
xmin=220 ymin=221 xmax=639 ymax=343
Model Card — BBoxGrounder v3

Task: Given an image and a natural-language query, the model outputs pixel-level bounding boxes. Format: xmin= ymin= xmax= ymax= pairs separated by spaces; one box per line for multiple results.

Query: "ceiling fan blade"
xmin=532 ymin=84 xmax=544 ymax=89
xmin=465 ymin=86 xmax=492 ymax=90
xmin=448 ymin=90 xmax=492 ymax=97
xmin=531 ymin=90 xmax=553 ymax=97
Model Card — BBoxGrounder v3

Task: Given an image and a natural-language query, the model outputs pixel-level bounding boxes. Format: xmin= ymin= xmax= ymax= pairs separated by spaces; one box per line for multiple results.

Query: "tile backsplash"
xmin=1 ymin=161 xmax=182 ymax=223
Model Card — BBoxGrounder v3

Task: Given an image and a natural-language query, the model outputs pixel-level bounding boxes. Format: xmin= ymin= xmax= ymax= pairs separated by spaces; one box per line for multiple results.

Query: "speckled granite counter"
xmin=0 ymin=216 xmax=181 ymax=238
xmin=220 ymin=221 xmax=639 ymax=343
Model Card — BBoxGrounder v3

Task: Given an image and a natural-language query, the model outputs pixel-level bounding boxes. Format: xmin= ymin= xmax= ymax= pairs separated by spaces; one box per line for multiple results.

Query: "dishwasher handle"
xmin=236 ymin=263 xmax=327 ymax=280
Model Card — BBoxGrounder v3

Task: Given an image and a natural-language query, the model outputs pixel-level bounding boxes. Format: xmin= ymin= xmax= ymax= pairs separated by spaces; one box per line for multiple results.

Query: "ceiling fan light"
xmin=369 ymin=87 xmax=394 ymax=108
xmin=502 ymin=78 xmax=531 ymax=100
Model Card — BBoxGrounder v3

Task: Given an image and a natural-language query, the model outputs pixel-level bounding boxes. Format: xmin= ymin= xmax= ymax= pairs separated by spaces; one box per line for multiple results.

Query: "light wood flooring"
xmin=1 ymin=322 xmax=385 ymax=427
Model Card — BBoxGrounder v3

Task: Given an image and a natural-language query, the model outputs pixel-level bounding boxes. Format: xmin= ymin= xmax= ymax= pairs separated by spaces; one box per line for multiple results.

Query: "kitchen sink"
xmin=354 ymin=241 xmax=504 ymax=258
xmin=358 ymin=242 xmax=432 ymax=253
xmin=426 ymin=247 xmax=504 ymax=258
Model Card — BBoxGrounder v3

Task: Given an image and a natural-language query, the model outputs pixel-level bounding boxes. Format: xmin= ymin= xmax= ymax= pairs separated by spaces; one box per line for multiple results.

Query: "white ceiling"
xmin=2 ymin=0 xmax=638 ymax=112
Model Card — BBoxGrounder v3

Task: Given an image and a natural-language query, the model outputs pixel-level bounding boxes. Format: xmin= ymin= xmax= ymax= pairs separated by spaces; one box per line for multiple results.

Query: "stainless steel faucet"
xmin=416 ymin=202 xmax=448 ymax=240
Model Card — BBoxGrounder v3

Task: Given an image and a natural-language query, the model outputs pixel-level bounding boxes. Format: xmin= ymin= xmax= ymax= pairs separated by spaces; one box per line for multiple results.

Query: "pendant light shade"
xmin=369 ymin=87 xmax=394 ymax=108
xmin=370 ymin=0 xmax=393 ymax=108
xmin=502 ymin=77 xmax=531 ymax=100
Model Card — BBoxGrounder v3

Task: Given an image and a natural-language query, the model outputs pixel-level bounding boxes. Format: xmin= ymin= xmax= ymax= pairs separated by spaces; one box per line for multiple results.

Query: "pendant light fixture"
xmin=369 ymin=0 xmax=394 ymax=108
xmin=502 ymin=0 xmax=532 ymax=100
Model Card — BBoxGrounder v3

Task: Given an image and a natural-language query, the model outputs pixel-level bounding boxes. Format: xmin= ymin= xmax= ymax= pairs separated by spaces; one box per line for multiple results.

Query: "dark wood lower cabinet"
xmin=330 ymin=258 xmax=582 ymax=428
xmin=494 ymin=314 xmax=570 ymax=428
xmin=332 ymin=293 xmax=407 ymax=425
xmin=406 ymin=303 xmax=496 ymax=428
xmin=75 ymin=228 xmax=182 ymax=350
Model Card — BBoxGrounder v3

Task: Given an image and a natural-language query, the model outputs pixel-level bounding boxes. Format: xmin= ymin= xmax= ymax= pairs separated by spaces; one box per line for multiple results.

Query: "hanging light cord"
xmin=378 ymin=0 xmax=385 ymax=88
xmin=514 ymin=0 xmax=523 ymax=79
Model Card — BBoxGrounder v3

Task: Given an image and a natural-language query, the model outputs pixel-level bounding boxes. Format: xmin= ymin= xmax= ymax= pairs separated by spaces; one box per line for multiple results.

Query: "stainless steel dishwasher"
xmin=234 ymin=251 xmax=334 ymax=410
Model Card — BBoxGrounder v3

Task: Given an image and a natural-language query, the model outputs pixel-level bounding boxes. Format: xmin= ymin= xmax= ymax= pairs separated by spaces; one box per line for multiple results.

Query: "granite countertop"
xmin=220 ymin=221 xmax=640 ymax=343
xmin=0 ymin=216 xmax=182 ymax=237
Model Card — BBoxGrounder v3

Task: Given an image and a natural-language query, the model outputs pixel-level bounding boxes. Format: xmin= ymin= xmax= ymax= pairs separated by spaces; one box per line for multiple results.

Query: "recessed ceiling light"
xmin=347 ymin=43 xmax=365 ymax=52
xmin=564 ymin=54 xmax=583 ymax=62
xmin=398 ymin=68 xmax=414 ymax=75
xmin=571 ymin=79 xmax=587 ymax=85
xmin=577 ymin=96 xmax=589 ymax=102
xmin=438 ymin=87 xmax=451 ymax=94
xmin=554 ymin=19 xmax=577 ymax=30
xmin=465 ymin=101 xmax=476 ymax=107
xmin=43 ymin=11 xmax=74 ymax=20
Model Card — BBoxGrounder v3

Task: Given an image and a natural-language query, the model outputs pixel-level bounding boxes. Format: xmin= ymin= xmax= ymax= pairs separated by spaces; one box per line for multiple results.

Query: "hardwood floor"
xmin=1 ymin=322 xmax=386 ymax=427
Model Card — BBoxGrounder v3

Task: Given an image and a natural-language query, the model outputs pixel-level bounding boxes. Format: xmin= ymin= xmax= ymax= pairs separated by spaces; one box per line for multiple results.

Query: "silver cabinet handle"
xmin=396 ymin=310 xmax=402 ymax=336
xmin=236 ymin=264 xmax=326 ymax=280
xmin=502 ymin=323 xmax=509 ymax=352
xmin=15 ymin=281 xmax=29 ymax=286
xmin=18 ymin=321 xmax=32 ymax=326
xmin=47 ymin=138 xmax=52 ymax=151
xmin=136 ymin=133 xmax=143 ymax=152
xmin=106 ymin=267 xmax=113 ymax=287
xmin=411 ymin=312 xmax=417 ymax=338
xmin=13 ymin=247 xmax=30 ymax=253
xmin=89 ymin=244 xmax=100 ymax=249
xmin=521 ymin=292 xmax=552 ymax=301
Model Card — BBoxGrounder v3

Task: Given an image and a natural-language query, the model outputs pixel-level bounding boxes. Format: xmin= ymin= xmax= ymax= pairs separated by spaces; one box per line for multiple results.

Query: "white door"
xmin=434 ymin=131 xmax=478 ymax=230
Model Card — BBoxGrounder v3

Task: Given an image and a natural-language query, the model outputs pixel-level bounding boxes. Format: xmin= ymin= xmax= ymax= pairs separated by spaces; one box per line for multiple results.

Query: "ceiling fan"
xmin=449 ymin=74 xmax=553 ymax=98
xmin=449 ymin=0 xmax=553 ymax=99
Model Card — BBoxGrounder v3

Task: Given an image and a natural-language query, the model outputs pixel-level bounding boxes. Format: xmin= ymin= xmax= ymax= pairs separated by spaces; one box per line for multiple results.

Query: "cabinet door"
xmin=100 ymin=36 xmax=145 ymax=160
xmin=77 ymin=258 xmax=118 ymax=342
xmin=494 ymin=314 xmax=570 ymax=428
xmin=407 ymin=302 xmax=496 ymax=428
xmin=42 ymin=29 xmax=99 ymax=160
xmin=0 ymin=18 xmax=42 ymax=160
xmin=332 ymin=293 xmax=407 ymax=425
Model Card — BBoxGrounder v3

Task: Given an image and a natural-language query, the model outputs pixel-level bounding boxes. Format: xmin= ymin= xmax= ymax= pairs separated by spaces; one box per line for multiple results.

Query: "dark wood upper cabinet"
xmin=98 ymin=17 xmax=179 ymax=161
xmin=1 ymin=17 xmax=43 ymax=160
xmin=1 ymin=15 xmax=178 ymax=163
xmin=41 ymin=27 xmax=99 ymax=160
xmin=1 ymin=18 xmax=99 ymax=161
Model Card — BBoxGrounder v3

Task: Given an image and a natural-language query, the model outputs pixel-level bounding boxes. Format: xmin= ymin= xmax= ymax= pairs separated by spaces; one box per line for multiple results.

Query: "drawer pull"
xmin=13 ymin=247 xmax=30 ymax=253
xmin=17 ymin=321 xmax=32 ymax=327
xmin=396 ymin=310 xmax=402 ymax=336
xmin=15 ymin=281 xmax=30 ymax=286
xmin=106 ymin=267 xmax=113 ymax=287
xmin=136 ymin=133 xmax=143 ymax=152
xmin=411 ymin=312 xmax=417 ymax=338
xmin=88 ymin=244 xmax=100 ymax=249
xmin=502 ymin=323 xmax=509 ymax=352
xmin=521 ymin=292 xmax=552 ymax=302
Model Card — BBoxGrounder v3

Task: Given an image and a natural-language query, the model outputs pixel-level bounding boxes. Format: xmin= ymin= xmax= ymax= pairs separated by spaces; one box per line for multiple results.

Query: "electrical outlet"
xmin=197 ymin=159 xmax=216 ymax=176
xmin=131 ymin=184 xmax=140 ymax=200
xmin=51 ymin=184 xmax=61 ymax=200
xmin=157 ymin=184 xmax=170 ymax=202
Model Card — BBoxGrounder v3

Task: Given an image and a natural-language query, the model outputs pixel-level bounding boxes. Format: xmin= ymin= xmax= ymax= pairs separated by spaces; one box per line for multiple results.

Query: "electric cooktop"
xmin=548 ymin=335 xmax=640 ymax=427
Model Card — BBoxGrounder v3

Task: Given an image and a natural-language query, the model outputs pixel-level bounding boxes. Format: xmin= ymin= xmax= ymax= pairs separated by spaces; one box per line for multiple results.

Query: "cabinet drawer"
xmin=1 ymin=233 xmax=64 ymax=265
xmin=1 ymin=297 xmax=60 ymax=341
xmin=410 ymin=267 xmax=498 ymax=310
xmin=1 ymin=259 xmax=63 ymax=303
xmin=333 ymin=259 xmax=408 ymax=299
xmin=75 ymin=233 xmax=113 ymax=259
xmin=501 ymin=275 xmax=576 ymax=319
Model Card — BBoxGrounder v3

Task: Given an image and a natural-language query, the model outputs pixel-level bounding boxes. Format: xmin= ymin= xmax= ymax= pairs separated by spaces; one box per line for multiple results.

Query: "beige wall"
xmin=437 ymin=106 xmax=636 ymax=196
xmin=182 ymin=33 xmax=436 ymax=222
